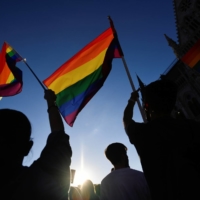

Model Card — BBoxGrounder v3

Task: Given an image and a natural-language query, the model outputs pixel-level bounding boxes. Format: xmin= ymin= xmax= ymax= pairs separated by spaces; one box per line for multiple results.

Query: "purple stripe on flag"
xmin=64 ymin=110 xmax=79 ymax=127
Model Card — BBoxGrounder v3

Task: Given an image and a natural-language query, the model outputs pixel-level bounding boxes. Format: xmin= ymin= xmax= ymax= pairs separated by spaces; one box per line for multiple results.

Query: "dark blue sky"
xmin=1 ymin=0 xmax=177 ymax=184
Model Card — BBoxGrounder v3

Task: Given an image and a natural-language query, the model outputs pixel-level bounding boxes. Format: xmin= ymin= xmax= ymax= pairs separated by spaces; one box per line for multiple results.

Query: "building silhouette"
xmin=162 ymin=0 xmax=200 ymax=121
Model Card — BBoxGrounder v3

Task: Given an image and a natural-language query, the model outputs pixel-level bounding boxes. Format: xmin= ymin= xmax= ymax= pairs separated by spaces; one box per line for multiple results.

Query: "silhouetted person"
xmin=0 ymin=90 xmax=72 ymax=200
xmin=81 ymin=180 xmax=99 ymax=200
xmin=100 ymin=143 xmax=151 ymax=200
xmin=123 ymin=79 xmax=200 ymax=200
xmin=94 ymin=184 xmax=100 ymax=197
xmin=69 ymin=186 xmax=83 ymax=200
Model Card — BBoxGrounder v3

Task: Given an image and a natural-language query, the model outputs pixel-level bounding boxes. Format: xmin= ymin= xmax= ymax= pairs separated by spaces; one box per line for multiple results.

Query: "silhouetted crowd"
xmin=1 ymin=79 xmax=200 ymax=200
xmin=69 ymin=180 xmax=100 ymax=200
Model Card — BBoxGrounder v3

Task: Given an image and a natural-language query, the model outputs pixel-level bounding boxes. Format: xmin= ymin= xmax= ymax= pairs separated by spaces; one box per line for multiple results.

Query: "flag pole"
xmin=5 ymin=42 xmax=46 ymax=91
xmin=22 ymin=59 xmax=46 ymax=90
xmin=121 ymin=56 xmax=147 ymax=123
xmin=108 ymin=16 xmax=147 ymax=123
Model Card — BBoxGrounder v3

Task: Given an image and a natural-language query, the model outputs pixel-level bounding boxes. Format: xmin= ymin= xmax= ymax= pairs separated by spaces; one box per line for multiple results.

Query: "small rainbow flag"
xmin=0 ymin=42 xmax=23 ymax=97
xmin=181 ymin=39 xmax=200 ymax=73
xmin=43 ymin=27 xmax=122 ymax=126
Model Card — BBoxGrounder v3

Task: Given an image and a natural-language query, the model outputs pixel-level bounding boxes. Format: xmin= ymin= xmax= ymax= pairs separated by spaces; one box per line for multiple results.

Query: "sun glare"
xmin=72 ymin=147 xmax=93 ymax=186
xmin=73 ymin=169 xmax=91 ymax=186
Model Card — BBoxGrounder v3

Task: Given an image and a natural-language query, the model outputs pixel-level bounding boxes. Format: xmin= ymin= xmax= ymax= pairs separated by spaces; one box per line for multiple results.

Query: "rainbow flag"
xmin=43 ymin=27 xmax=122 ymax=126
xmin=181 ymin=39 xmax=200 ymax=72
xmin=0 ymin=42 xmax=23 ymax=96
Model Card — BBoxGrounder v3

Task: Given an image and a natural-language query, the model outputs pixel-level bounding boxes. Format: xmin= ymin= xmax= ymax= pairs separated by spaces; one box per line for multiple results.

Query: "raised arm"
xmin=44 ymin=89 xmax=64 ymax=132
xmin=123 ymin=90 xmax=139 ymax=128
xmin=34 ymin=89 xmax=72 ymax=199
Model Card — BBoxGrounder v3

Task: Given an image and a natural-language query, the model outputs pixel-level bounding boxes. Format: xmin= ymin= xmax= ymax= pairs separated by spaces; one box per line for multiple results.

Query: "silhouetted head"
xmin=0 ymin=109 xmax=33 ymax=164
xmin=105 ymin=143 xmax=129 ymax=168
xmin=69 ymin=186 xmax=82 ymax=200
xmin=81 ymin=180 xmax=96 ymax=200
xmin=143 ymin=79 xmax=177 ymax=120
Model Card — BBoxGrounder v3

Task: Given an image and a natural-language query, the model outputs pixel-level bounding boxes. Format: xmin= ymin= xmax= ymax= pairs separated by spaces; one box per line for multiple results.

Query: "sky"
xmin=1 ymin=0 xmax=177 ymax=185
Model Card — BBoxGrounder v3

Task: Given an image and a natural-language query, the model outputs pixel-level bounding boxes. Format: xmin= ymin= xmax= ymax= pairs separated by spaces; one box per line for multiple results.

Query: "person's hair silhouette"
xmin=0 ymin=109 xmax=33 ymax=165
xmin=143 ymin=79 xmax=177 ymax=120
xmin=105 ymin=143 xmax=129 ymax=168
xmin=81 ymin=180 xmax=99 ymax=200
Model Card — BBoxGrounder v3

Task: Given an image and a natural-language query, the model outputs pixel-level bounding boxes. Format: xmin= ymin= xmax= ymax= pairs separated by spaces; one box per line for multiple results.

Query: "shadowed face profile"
xmin=0 ymin=109 xmax=33 ymax=165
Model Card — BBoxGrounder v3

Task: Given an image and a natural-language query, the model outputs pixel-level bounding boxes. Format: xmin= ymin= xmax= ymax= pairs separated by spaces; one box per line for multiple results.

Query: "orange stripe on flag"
xmin=0 ymin=63 xmax=10 ymax=84
xmin=182 ymin=47 xmax=200 ymax=65
xmin=181 ymin=39 xmax=200 ymax=67
xmin=187 ymin=52 xmax=200 ymax=68
xmin=44 ymin=28 xmax=114 ymax=87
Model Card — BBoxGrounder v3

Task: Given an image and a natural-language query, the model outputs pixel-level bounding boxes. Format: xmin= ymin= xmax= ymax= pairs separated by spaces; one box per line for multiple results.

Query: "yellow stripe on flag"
xmin=6 ymin=46 xmax=13 ymax=53
xmin=48 ymin=48 xmax=108 ymax=94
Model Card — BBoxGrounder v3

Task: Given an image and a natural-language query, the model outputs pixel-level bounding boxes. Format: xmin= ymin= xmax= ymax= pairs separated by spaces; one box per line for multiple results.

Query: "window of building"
xmin=180 ymin=0 xmax=192 ymax=12
xmin=182 ymin=27 xmax=188 ymax=34
xmin=182 ymin=40 xmax=195 ymax=53
xmin=184 ymin=15 xmax=200 ymax=32
xmin=181 ymin=25 xmax=191 ymax=37
xmin=190 ymin=19 xmax=200 ymax=30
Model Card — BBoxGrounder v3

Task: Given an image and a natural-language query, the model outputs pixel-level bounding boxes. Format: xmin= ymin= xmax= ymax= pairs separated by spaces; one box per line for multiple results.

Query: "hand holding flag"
xmin=43 ymin=27 xmax=122 ymax=127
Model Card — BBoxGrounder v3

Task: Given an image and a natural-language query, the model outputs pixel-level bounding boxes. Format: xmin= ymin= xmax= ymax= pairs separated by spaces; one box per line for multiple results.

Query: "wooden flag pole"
xmin=22 ymin=59 xmax=46 ymax=90
xmin=108 ymin=16 xmax=147 ymax=123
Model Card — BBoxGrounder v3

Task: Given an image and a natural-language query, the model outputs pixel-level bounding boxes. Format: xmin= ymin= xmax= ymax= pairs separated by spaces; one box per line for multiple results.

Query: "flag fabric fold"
xmin=0 ymin=42 xmax=23 ymax=96
xmin=43 ymin=27 xmax=122 ymax=126
xmin=181 ymin=39 xmax=200 ymax=73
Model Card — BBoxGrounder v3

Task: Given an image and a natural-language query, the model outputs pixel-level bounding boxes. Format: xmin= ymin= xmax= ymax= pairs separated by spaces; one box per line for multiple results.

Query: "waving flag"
xmin=43 ymin=27 xmax=122 ymax=126
xmin=181 ymin=39 xmax=200 ymax=73
xmin=0 ymin=42 xmax=23 ymax=96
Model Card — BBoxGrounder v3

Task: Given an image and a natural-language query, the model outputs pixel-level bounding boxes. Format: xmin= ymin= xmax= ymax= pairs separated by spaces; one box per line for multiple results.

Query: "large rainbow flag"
xmin=43 ymin=27 xmax=122 ymax=126
xmin=0 ymin=42 xmax=23 ymax=96
xmin=181 ymin=39 xmax=200 ymax=73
